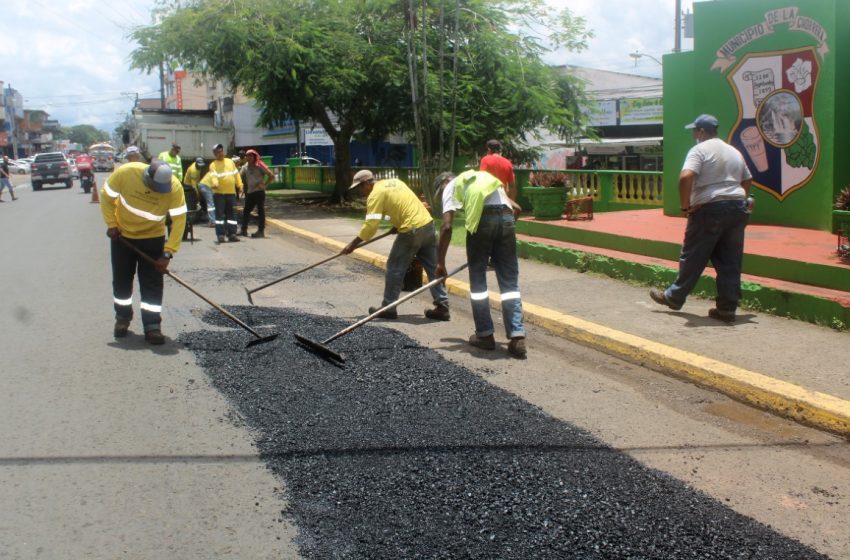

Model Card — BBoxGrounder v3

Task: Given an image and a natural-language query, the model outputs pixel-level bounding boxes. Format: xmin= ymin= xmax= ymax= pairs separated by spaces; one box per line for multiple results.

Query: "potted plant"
xmin=525 ymin=172 xmax=569 ymax=220
xmin=834 ymin=186 xmax=850 ymax=233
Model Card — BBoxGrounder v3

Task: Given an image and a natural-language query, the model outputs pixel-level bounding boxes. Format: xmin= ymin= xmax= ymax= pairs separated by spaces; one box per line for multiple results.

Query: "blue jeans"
xmin=383 ymin=222 xmax=449 ymax=308
xmin=665 ymin=199 xmax=750 ymax=312
xmin=198 ymin=184 xmax=215 ymax=223
xmin=466 ymin=209 xmax=525 ymax=339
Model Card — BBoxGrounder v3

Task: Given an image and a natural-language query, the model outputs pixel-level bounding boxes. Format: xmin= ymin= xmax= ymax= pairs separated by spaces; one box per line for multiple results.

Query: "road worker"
xmin=343 ymin=169 xmax=450 ymax=321
xmin=100 ymin=160 xmax=186 ymax=345
xmin=207 ymin=143 xmax=243 ymax=243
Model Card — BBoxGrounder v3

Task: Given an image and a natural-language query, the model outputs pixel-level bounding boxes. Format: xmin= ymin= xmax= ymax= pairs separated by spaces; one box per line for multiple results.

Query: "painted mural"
xmin=712 ymin=7 xmax=828 ymax=202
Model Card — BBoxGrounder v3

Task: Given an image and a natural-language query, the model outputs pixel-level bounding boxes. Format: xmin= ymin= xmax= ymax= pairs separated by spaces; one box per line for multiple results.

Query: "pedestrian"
xmin=435 ymin=169 xmax=526 ymax=357
xmin=342 ymin=169 xmax=451 ymax=321
xmin=100 ymin=160 xmax=187 ymax=345
xmin=125 ymin=145 xmax=144 ymax=163
xmin=479 ymin=139 xmax=516 ymax=201
xmin=208 ymin=143 xmax=243 ymax=243
xmin=157 ymin=142 xmax=183 ymax=183
xmin=649 ymin=114 xmax=753 ymax=323
xmin=239 ymin=149 xmax=274 ymax=238
xmin=0 ymin=155 xmax=17 ymax=201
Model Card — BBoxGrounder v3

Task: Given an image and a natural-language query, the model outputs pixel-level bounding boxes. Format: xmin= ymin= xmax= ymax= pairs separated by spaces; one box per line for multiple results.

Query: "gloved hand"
xmin=435 ymin=263 xmax=448 ymax=281
xmin=154 ymin=257 xmax=170 ymax=274
xmin=341 ymin=239 xmax=361 ymax=255
xmin=107 ymin=227 xmax=120 ymax=239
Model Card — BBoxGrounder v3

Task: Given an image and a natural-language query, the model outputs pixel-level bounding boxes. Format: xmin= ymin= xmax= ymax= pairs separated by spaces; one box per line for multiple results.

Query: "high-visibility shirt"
xmin=157 ymin=151 xmax=184 ymax=182
xmin=100 ymin=162 xmax=187 ymax=254
xmin=183 ymin=163 xmax=205 ymax=188
xmin=358 ymin=178 xmax=432 ymax=241
xmin=480 ymin=153 xmax=515 ymax=188
xmin=441 ymin=170 xmax=507 ymax=234
xmin=206 ymin=158 xmax=243 ymax=194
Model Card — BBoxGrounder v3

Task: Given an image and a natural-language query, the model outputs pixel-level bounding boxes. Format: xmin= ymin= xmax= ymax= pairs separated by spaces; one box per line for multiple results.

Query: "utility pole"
xmin=159 ymin=60 xmax=166 ymax=109
xmin=674 ymin=0 xmax=682 ymax=53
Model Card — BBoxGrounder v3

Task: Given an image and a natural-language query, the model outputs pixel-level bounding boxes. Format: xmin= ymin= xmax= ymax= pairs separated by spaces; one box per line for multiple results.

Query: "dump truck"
xmin=126 ymin=108 xmax=231 ymax=165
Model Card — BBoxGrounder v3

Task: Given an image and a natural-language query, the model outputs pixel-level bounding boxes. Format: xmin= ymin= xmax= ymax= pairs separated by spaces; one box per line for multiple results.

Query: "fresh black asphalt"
xmin=180 ymin=305 xmax=826 ymax=559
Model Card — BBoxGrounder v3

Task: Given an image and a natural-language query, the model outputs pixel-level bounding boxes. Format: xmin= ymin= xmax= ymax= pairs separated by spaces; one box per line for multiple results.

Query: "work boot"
xmin=238 ymin=229 xmax=249 ymax=237
xmin=145 ymin=329 xmax=166 ymax=345
xmin=424 ymin=304 xmax=450 ymax=321
xmin=114 ymin=317 xmax=131 ymax=338
xmin=649 ymin=288 xmax=683 ymax=311
xmin=508 ymin=337 xmax=527 ymax=358
xmin=368 ymin=306 xmax=398 ymax=319
xmin=217 ymin=235 xmax=226 ymax=243
xmin=228 ymin=234 xmax=240 ymax=242
xmin=251 ymin=230 xmax=265 ymax=238
xmin=468 ymin=334 xmax=496 ymax=350
xmin=708 ymin=308 xmax=736 ymax=324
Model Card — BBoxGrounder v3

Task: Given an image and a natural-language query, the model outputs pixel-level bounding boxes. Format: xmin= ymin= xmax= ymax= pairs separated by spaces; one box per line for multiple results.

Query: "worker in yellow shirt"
xmin=100 ymin=160 xmax=187 ymax=345
xmin=342 ymin=169 xmax=450 ymax=320
xmin=207 ymin=143 xmax=244 ymax=243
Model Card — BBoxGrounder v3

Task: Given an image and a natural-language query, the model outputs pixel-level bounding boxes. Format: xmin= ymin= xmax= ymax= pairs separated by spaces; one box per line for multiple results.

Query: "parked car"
xmin=31 ymin=152 xmax=73 ymax=190
xmin=300 ymin=156 xmax=323 ymax=166
xmin=11 ymin=160 xmax=31 ymax=174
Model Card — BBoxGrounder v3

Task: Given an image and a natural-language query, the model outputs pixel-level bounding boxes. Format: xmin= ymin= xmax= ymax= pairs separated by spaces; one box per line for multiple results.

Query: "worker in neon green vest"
xmin=435 ymin=170 xmax=526 ymax=358
xmin=157 ymin=143 xmax=184 ymax=183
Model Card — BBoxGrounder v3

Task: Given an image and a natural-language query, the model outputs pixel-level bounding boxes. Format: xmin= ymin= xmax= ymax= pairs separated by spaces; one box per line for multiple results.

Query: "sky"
xmin=3 ymin=0 xmax=695 ymax=133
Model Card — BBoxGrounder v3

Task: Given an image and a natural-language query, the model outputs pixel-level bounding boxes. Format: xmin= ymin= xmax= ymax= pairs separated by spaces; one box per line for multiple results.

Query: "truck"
xmin=126 ymin=109 xmax=231 ymax=169
xmin=88 ymin=142 xmax=116 ymax=171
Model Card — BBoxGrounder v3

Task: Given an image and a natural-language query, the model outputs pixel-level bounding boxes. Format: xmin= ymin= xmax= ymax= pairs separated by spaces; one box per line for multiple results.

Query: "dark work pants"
xmin=111 ymin=236 xmax=165 ymax=332
xmin=241 ymin=190 xmax=266 ymax=232
xmin=213 ymin=193 xmax=238 ymax=237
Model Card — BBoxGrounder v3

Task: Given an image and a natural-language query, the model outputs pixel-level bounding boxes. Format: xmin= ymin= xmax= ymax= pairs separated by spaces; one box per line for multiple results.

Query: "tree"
xmin=60 ymin=124 xmax=111 ymax=147
xmin=130 ymin=0 xmax=591 ymax=203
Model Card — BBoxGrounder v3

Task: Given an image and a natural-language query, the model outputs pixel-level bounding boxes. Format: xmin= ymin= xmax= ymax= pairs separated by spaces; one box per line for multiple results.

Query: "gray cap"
xmin=348 ymin=169 xmax=375 ymax=190
xmin=143 ymin=160 xmax=173 ymax=193
xmin=195 ymin=157 xmax=206 ymax=166
xmin=125 ymin=146 xmax=140 ymax=155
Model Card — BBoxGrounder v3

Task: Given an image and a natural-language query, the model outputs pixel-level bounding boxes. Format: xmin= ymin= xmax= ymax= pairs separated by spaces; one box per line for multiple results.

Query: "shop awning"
xmin=578 ymin=136 xmax=663 ymax=155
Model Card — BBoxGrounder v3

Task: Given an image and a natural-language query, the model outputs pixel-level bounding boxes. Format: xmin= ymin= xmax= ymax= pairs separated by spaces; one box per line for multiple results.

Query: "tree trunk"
xmin=331 ymin=134 xmax=352 ymax=204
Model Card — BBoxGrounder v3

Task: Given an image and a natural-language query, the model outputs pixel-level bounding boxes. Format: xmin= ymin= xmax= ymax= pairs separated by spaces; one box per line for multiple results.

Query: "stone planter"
xmin=525 ymin=186 xmax=567 ymax=220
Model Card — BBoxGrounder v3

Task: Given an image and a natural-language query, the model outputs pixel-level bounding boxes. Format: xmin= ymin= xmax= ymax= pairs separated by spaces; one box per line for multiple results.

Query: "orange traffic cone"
xmin=90 ymin=181 xmax=99 ymax=203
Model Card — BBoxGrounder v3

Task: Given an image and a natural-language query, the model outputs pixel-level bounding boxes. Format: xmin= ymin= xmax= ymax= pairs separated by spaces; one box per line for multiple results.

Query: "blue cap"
xmin=685 ymin=114 xmax=719 ymax=130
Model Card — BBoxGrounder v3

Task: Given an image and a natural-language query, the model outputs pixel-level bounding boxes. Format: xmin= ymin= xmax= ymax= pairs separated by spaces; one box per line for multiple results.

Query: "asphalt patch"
xmin=180 ymin=306 xmax=826 ymax=559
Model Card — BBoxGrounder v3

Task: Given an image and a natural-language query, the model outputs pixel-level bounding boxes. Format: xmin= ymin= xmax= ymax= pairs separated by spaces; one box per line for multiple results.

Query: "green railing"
xmin=270 ymin=165 xmax=663 ymax=212
xmin=515 ymin=169 xmax=664 ymax=212
xmin=270 ymin=166 xmax=424 ymax=194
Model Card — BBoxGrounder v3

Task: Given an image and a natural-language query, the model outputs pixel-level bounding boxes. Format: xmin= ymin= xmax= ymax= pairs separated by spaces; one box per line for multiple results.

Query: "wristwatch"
xmin=162 ymin=251 xmax=173 ymax=259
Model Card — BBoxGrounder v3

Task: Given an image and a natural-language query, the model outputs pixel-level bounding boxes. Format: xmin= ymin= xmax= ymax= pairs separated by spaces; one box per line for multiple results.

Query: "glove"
xmin=107 ymin=227 xmax=120 ymax=239
xmin=154 ymin=257 xmax=170 ymax=274
xmin=435 ymin=263 xmax=448 ymax=280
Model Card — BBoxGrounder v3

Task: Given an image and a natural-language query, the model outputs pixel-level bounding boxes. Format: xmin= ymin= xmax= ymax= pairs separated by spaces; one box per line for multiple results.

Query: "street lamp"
xmin=629 ymin=51 xmax=663 ymax=66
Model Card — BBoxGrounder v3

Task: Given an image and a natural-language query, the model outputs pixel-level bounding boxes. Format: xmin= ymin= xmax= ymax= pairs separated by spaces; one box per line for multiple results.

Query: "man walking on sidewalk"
xmin=343 ymin=169 xmax=451 ymax=321
xmin=0 ymin=155 xmax=17 ymax=201
xmin=208 ymin=143 xmax=243 ymax=243
xmin=649 ymin=114 xmax=753 ymax=323
xmin=435 ymin=170 xmax=526 ymax=358
xmin=100 ymin=160 xmax=187 ymax=345
xmin=239 ymin=149 xmax=274 ymax=238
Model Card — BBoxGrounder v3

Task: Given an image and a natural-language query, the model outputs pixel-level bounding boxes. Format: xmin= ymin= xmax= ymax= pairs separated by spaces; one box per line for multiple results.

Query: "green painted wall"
xmin=663 ymin=0 xmax=845 ymax=231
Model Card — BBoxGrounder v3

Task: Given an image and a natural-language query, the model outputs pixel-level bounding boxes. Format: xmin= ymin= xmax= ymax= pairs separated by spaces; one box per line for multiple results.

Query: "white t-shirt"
xmin=682 ymin=138 xmax=752 ymax=206
xmin=441 ymin=177 xmax=510 ymax=213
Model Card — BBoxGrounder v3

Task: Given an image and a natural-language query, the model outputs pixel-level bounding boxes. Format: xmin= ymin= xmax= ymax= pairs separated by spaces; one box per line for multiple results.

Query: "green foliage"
xmin=60 ymin=124 xmax=110 ymax=147
xmin=785 ymin=121 xmax=815 ymax=169
xmin=129 ymin=0 xmax=592 ymax=200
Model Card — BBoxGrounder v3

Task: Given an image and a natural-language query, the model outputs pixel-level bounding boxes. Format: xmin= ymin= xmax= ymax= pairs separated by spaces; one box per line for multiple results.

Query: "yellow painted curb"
xmin=266 ymin=217 xmax=850 ymax=438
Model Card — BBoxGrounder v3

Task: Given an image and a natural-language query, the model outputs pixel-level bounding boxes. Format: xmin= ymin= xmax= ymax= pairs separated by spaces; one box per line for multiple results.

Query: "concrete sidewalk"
xmin=262 ymin=205 xmax=850 ymax=438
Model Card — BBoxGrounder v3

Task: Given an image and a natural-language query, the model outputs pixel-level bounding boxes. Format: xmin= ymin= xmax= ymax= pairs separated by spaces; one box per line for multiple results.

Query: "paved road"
xmin=1 ymin=177 xmax=848 ymax=558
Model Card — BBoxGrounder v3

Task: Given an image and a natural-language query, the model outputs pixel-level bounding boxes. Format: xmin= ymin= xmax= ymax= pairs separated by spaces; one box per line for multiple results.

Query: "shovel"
xmin=118 ymin=236 xmax=278 ymax=348
xmin=245 ymin=229 xmax=395 ymax=304
xmin=295 ymin=263 xmax=468 ymax=363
